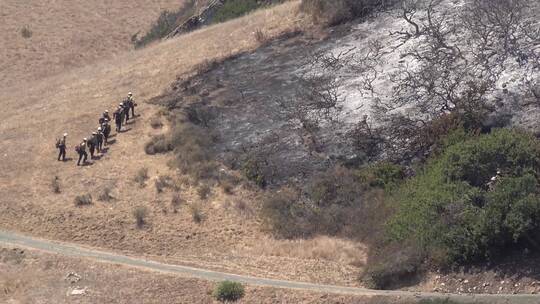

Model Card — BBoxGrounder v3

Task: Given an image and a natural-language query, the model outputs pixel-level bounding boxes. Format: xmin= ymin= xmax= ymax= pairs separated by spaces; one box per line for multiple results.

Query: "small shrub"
xmin=133 ymin=1 xmax=196 ymax=48
xmin=51 ymin=176 xmax=61 ymax=194
xmin=234 ymin=200 xmax=253 ymax=217
xmin=134 ymin=168 xmax=149 ymax=187
xmin=254 ymin=29 xmax=267 ymax=44
xmin=171 ymin=193 xmax=183 ymax=213
xmin=98 ymin=186 xmax=114 ymax=202
xmin=197 ymin=184 xmax=212 ymax=200
xmin=189 ymin=203 xmax=203 ymax=223
xmin=242 ymin=157 xmax=268 ymax=188
xmin=213 ymin=280 xmax=245 ymax=302
xmin=155 ymin=175 xmax=174 ymax=193
xmin=145 ymin=134 xmax=173 ymax=155
xmin=20 ymin=26 xmax=32 ymax=39
xmin=357 ymin=162 xmax=405 ymax=190
xmin=74 ymin=194 xmax=92 ymax=206
xmin=150 ymin=116 xmax=163 ymax=129
xmin=362 ymin=241 xmax=425 ymax=289
xmin=133 ymin=206 xmax=149 ymax=228
xmin=220 ymin=180 xmax=235 ymax=195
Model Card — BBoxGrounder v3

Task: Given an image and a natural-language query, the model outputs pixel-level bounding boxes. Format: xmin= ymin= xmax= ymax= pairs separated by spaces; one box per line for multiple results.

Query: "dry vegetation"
xmin=0 ymin=0 xmax=365 ymax=288
xmin=0 ymin=0 xmax=185 ymax=88
xmin=3 ymin=0 xmax=537 ymax=296
xmin=1 ymin=246 xmax=400 ymax=304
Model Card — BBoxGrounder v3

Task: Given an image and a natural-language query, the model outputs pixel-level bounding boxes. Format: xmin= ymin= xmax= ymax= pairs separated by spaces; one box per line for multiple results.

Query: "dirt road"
xmin=0 ymin=230 xmax=538 ymax=303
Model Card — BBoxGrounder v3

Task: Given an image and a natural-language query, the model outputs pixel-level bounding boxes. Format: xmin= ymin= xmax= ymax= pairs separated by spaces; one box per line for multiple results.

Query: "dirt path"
xmin=0 ymin=230 xmax=538 ymax=303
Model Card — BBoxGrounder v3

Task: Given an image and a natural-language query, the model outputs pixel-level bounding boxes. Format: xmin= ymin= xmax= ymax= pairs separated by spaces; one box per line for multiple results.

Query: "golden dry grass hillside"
xmin=0 ymin=0 xmax=366 ymax=288
xmin=0 ymin=0 xmax=185 ymax=88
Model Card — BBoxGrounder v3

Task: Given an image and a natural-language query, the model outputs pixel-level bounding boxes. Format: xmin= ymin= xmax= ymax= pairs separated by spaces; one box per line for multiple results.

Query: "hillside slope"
xmin=0 ymin=0 xmax=185 ymax=88
xmin=1 ymin=1 xmax=355 ymax=288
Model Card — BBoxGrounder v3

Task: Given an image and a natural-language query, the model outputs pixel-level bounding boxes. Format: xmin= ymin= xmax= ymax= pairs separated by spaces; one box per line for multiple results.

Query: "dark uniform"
xmin=123 ymin=100 xmax=131 ymax=123
xmin=113 ymin=107 xmax=123 ymax=132
xmin=96 ymin=129 xmax=104 ymax=153
xmin=102 ymin=120 xmax=111 ymax=145
xmin=77 ymin=140 xmax=88 ymax=166
xmin=88 ymin=133 xmax=97 ymax=159
xmin=56 ymin=136 xmax=67 ymax=161
xmin=128 ymin=95 xmax=136 ymax=117
xmin=99 ymin=112 xmax=110 ymax=125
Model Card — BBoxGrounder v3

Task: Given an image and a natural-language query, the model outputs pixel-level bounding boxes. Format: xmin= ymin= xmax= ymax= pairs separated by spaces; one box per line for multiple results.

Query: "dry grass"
xmin=249 ymin=236 xmax=367 ymax=266
xmin=0 ymin=1 xmax=367 ymax=289
xmin=0 ymin=0 xmax=185 ymax=88
xmin=0 ymin=1 xmax=303 ymax=188
xmin=0 ymin=248 xmax=385 ymax=304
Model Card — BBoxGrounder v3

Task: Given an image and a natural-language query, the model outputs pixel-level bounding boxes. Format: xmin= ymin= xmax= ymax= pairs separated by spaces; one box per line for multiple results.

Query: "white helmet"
xmin=128 ymin=92 xmax=133 ymax=96
xmin=98 ymin=127 xmax=102 ymax=131
xmin=83 ymin=138 xmax=88 ymax=141
xmin=105 ymin=110 xmax=109 ymax=113
xmin=63 ymin=133 xmax=68 ymax=137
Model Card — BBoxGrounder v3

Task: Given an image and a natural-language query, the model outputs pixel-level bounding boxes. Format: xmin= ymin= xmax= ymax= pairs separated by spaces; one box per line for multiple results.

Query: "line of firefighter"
xmin=55 ymin=92 xmax=137 ymax=166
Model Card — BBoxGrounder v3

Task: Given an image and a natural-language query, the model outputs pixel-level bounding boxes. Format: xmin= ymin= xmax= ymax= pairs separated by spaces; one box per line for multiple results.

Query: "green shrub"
xmin=357 ymin=162 xmax=405 ymax=191
xmin=213 ymin=281 xmax=245 ymax=302
xmin=133 ymin=1 xmax=196 ymax=48
xmin=212 ymin=0 xmax=282 ymax=24
xmin=388 ymin=129 xmax=540 ymax=265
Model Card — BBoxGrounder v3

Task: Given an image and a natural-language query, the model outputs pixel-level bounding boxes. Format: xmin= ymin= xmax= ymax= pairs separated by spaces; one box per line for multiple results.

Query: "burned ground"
xmin=154 ymin=30 xmax=364 ymax=186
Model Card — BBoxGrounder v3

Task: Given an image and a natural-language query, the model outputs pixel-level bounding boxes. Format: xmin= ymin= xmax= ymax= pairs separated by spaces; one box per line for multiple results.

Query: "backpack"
xmin=75 ymin=145 xmax=81 ymax=153
xmin=55 ymin=138 xmax=61 ymax=148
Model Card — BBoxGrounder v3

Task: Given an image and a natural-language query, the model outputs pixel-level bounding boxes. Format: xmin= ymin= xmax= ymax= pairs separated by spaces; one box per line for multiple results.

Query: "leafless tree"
xmin=359 ymin=0 xmax=540 ymax=160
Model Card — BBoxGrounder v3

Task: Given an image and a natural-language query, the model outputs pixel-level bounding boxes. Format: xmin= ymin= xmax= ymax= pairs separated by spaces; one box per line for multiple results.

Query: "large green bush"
xmin=388 ymin=129 xmax=540 ymax=265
